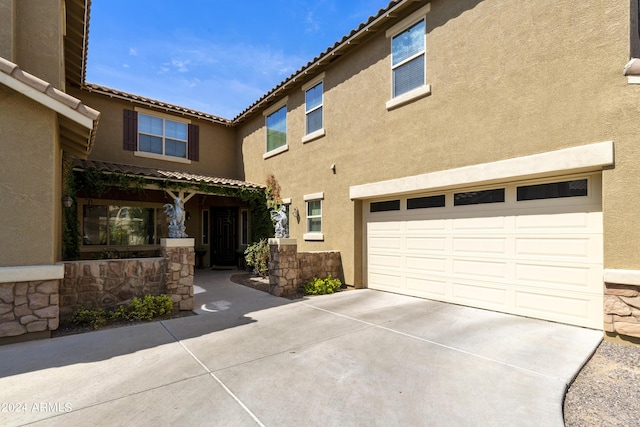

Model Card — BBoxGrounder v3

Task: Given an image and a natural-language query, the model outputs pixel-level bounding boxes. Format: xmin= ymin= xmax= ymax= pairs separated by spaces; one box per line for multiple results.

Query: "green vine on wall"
xmin=62 ymin=154 xmax=80 ymax=260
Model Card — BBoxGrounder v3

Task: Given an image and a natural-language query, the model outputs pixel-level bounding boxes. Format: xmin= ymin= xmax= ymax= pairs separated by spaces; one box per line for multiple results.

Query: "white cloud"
xmin=129 ymin=47 xmax=137 ymax=56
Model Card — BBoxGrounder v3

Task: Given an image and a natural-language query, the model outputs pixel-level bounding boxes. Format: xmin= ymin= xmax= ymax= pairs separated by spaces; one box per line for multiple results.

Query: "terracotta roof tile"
xmin=74 ymin=158 xmax=264 ymax=190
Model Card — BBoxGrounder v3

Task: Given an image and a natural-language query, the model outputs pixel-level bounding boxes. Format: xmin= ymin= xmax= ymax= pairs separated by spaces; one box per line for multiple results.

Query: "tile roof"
xmin=0 ymin=56 xmax=100 ymax=157
xmin=83 ymin=83 xmax=233 ymax=126
xmin=74 ymin=158 xmax=264 ymax=190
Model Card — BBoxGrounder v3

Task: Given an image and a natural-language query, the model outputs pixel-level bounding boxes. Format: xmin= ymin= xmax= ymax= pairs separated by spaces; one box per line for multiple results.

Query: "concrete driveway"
xmin=0 ymin=270 xmax=601 ymax=426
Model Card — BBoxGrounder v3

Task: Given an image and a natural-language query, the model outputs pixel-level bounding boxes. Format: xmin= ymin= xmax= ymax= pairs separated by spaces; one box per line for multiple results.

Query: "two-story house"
xmin=4 ymin=0 xmax=640 ymax=342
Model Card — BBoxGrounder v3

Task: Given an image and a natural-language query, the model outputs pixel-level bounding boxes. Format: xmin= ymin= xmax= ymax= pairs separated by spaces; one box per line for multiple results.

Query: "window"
xmin=454 ymin=189 xmax=505 ymax=206
xmin=385 ymin=4 xmax=431 ymax=110
xmin=240 ymin=209 xmax=249 ymax=246
xmin=123 ymin=109 xmax=198 ymax=163
xmin=307 ymin=200 xmax=322 ymax=233
xmin=517 ymin=179 xmax=588 ymax=201
xmin=266 ymin=105 xmax=287 ymax=152
xmin=370 ymin=200 xmax=400 ymax=212
xmin=391 ymin=18 xmax=426 ymax=98
xmin=306 ymin=82 xmax=323 ymax=135
xmin=303 ymin=192 xmax=324 ymax=240
xmin=82 ymin=204 xmax=167 ymax=246
xmin=407 ymin=195 xmax=445 ymax=209
xmin=139 ymin=113 xmax=188 ymax=158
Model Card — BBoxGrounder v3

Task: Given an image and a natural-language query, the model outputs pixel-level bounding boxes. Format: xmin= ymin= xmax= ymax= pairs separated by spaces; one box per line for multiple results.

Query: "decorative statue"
xmin=271 ymin=205 xmax=289 ymax=238
xmin=164 ymin=197 xmax=188 ymax=238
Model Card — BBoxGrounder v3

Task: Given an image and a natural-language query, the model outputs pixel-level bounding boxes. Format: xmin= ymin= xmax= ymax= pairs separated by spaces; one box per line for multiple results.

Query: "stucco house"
xmin=3 ymin=0 xmax=640 ymax=344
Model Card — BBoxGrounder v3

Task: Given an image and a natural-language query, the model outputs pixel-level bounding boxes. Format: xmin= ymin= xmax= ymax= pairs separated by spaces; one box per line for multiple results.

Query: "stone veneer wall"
xmin=604 ymin=282 xmax=640 ymax=339
xmin=0 ymin=280 xmax=59 ymax=338
xmin=269 ymin=239 xmax=344 ymax=298
xmin=60 ymin=258 xmax=165 ymax=320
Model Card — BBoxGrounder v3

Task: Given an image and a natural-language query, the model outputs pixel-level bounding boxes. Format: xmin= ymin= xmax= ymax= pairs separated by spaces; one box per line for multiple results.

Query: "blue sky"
xmin=87 ymin=1 xmax=391 ymax=119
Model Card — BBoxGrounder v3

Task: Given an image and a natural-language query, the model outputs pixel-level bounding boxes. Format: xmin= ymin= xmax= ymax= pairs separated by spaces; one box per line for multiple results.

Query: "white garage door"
xmin=365 ymin=173 xmax=603 ymax=328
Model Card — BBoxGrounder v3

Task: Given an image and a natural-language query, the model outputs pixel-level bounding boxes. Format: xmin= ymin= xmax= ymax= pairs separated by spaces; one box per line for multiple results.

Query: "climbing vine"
xmin=62 ymin=154 xmax=80 ymax=260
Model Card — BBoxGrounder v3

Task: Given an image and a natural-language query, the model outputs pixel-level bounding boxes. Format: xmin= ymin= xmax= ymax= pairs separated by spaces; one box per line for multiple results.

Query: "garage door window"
xmin=454 ymin=188 xmax=505 ymax=206
xmin=517 ymin=179 xmax=587 ymax=201
xmin=371 ymin=200 xmax=400 ymax=212
xmin=407 ymin=195 xmax=445 ymax=209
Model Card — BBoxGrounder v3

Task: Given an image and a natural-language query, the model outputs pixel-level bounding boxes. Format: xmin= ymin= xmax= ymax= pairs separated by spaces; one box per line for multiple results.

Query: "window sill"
xmin=386 ymin=84 xmax=431 ymax=111
xmin=263 ymin=144 xmax=289 ymax=159
xmin=302 ymin=128 xmax=326 ymax=144
xmin=303 ymin=233 xmax=324 ymax=241
xmin=134 ymin=151 xmax=191 ymax=164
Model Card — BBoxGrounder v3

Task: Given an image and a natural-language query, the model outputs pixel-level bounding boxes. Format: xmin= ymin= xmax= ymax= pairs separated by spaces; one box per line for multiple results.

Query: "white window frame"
xmin=302 ymin=73 xmax=326 ymax=143
xmin=303 ymin=192 xmax=324 ymax=241
xmin=385 ymin=3 xmax=432 ymax=111
xmin=263 ymin=97 xmax=289 ymax=159
xmin=134 ymin=107 xmax=191 ymax=164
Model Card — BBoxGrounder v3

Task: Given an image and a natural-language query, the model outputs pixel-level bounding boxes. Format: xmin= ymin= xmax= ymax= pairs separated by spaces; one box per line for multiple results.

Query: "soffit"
xmin=65 ymin=0 xmax=91 ymax=88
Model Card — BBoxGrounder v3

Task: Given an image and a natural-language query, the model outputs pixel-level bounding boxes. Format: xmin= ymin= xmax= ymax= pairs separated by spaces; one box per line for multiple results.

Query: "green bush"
xmin=71 ymin=295 xmax=174 ymax=329
xmin=71 ymin=307 xmax=107 ymax=330
xmin=303 ymin=275 xmax=342 ymax=296
xmin=245 ymin=239 xmax=270 ymax=277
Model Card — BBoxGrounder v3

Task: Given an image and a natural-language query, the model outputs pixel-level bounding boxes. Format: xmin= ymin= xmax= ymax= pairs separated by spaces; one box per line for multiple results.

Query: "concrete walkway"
xmin=0 ymin=270 xmax=602 ymax=426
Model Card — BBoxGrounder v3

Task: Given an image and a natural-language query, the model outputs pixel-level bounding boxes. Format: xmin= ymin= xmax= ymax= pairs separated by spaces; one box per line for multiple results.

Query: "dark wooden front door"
xmin=210 ymin=207 xmax=238 ymax=266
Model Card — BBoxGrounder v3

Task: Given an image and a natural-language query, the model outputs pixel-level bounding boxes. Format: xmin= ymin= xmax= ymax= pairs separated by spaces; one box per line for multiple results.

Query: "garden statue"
xmin=271 ymin=205 xmax=289 ymax=238
xmin=164 ymin=197 xmax=188 ymax=238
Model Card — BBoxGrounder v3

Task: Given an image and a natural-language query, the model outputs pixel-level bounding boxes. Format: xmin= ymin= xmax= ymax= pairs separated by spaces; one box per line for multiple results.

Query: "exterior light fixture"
xmin=292 ymin=207 xmax=300 ymax=223
xmin=62 ymin=194 xmax=73 ymax=208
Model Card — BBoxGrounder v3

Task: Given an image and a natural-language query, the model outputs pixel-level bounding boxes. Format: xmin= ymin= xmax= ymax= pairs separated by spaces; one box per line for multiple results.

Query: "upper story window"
xmin=301 ymin=72 xmax=326 ymax=143
xmin=385 ymin=4 xmax=431 ymax=110
xmin=391 ymin=18 xmax=426 ymax=98
xmin=139 ymin=113 xmax=188 ymax=158
xmin=263 ymin=98 xmax=288 ymax=159
xmin=123 ymin=108 xmax=198 ymax=164
xmin=305 ymin=82 xmax=323 ymax=134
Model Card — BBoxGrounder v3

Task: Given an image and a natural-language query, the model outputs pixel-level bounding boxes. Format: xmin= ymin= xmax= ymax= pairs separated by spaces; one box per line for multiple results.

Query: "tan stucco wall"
xmin=0 ymin=0 xmax=16 ymax=61
xmin=0 ymin=86 xmax=60 ymax=266
xmin=239 ymin=0 xmax=640 ymax=286
xmin=13 ymin=0 xmax=64 ymax=89
xmin=71 ymin=88 xmax=241 ymax=179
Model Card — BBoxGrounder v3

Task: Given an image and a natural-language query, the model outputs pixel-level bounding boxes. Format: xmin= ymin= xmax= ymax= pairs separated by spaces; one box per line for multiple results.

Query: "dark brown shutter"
xmin=123 ymin=109 xmax=138 ymax=151
xmin=188 ymin=124 xmax=199 ymax=161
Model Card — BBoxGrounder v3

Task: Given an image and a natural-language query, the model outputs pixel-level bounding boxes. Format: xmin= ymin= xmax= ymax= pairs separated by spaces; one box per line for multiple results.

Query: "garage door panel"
xmin=406 ymin=276 xmax=447 ymax=296
xmin=406 ymin=236 xmax=446 ymax=251
xmin=452 ymin=281 xmax=508 ymax=306
xmin=515 ymin=237 xmax=593 ymax=259
xmin=515 ymin=263 xmax=591 ymax=288
xmin=369 ymin=253 xmax=402 ymax=268
xmin=453 ymin=237 xmax=507 ymax=254
xmin=366 ymin=174 xmax=603 ymax=329
xmin=453 ymin=259 xmax=508 ymax=279
xmin=405 ymin=256 xmax=447 ymax=273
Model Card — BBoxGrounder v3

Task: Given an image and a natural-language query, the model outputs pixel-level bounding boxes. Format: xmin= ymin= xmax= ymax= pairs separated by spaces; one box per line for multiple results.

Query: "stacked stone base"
xmin=269 ymin=238 xmax=344 ymax=298
xmin=0 ymin=280 xmax=59 ymax=339
xmin=604 ymin=282 xmax=640 ymax=340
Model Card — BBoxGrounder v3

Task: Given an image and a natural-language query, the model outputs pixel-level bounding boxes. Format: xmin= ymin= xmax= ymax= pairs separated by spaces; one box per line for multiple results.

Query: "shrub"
xmin=245 ymin=239 xmax=270 ymax=277
xmin=71 ymin=307 xmax=107 ymax=330
xmin=71 ymin=294 xmax=174 ymax=329
xmin=303 ymin=275 xmax=342 ymax=296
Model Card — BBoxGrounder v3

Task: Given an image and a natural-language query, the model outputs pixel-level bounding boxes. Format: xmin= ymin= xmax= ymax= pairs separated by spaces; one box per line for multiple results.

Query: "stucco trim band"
xmin=350 ymin=141 xmax=614 ymax=199
xmin=0 ymin=265 xmax=64 ymax=284
xmin=604 ymin=269 xmax=640 ymax=286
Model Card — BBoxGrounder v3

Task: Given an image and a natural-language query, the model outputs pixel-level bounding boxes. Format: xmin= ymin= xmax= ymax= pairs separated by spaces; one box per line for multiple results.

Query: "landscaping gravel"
xmin=564 ymin=340 xmax=640 ymax=426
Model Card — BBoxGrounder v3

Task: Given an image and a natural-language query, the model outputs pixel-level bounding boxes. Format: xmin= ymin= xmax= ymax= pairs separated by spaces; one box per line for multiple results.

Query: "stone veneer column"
xmin=0 ymin=265 xmax=63 ymax=342
xmin=268 ymin=238 xmax=300 ymax=298
xmin=161 ymin=238 xmax=195 ymax=311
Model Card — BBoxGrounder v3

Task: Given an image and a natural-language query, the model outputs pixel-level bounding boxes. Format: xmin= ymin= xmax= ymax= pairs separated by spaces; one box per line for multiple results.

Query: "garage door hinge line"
xmin=160 ymin=321 xmax=266 ymax=427
xmin=301 ymin=303 xmax=564 ymax=382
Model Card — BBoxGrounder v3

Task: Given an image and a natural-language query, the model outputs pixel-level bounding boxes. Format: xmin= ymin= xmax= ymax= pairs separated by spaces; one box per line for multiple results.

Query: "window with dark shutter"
xmin=188 ymin=124 xmax=199 ymax=161
xmin=123 ymin=109 xmax=138 ymax=151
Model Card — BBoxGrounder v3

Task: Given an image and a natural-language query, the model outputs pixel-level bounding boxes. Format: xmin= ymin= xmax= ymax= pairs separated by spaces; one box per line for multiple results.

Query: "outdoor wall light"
xmin=292 ymin=207 xmax=300 ymax=223
xmin=62 ymin=194 xmax=73 ymax=208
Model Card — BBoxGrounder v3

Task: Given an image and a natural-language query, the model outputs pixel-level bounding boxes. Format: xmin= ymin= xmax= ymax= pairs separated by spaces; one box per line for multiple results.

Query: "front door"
xmin=210 ymin=207 xmax=238 ymax=266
